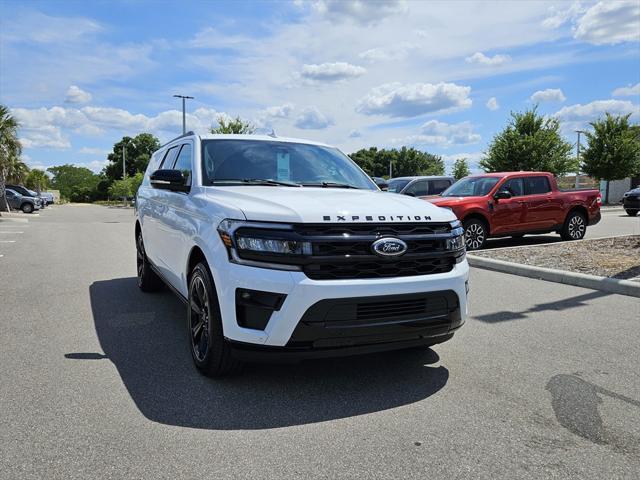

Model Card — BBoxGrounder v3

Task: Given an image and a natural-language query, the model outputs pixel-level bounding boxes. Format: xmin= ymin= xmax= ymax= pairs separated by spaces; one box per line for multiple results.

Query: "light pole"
xmin=575 ymin=130 xmax=587 ymax=189
xmin=173 ymin=94 xmax=194 ymax=134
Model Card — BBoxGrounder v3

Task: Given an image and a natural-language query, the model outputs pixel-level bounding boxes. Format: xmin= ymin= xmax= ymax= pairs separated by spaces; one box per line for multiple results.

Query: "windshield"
xmin=441 ymin=177 xmax=500 ymax=197
xmin=201 ymin=140 xmax=376 ymax=190
xmin=387 ymin=179 xmax=411 ymax=193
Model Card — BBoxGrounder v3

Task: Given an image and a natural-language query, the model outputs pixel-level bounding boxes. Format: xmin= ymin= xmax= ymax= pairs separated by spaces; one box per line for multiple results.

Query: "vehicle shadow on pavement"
xmin=474 ymin=290 xmax=610 ymax=323
xmin=83 ymin=277 xmax=449 ymax=430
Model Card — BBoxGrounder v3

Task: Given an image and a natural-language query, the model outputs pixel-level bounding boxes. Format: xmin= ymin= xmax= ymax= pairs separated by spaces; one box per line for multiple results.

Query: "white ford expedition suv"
xmin=135 ymin=132 xmax=469 ymax=376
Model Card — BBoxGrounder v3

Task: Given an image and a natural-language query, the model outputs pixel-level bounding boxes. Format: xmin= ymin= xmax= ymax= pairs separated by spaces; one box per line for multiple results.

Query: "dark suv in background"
xmin=622 ymin=187 xmax=640 ymax=216
xmin=5 ymin=188 xmax=40 ymax=213
xmin=6 ymin=184 xmax=45 ymax=209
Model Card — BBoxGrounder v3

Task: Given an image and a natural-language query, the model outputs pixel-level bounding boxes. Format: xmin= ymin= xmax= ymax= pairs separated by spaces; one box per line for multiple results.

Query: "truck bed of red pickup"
xmin=425 ymin=171 xmax=601 ymax=250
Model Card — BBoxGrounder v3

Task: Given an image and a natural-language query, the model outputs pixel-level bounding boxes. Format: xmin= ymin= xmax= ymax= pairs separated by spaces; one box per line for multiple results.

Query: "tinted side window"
xmin=501 ymin=178 xmax=524 ymax=197
xmin=524 ymin=176 xmax=551 ymax=195
xmin=159 ymin=146 xmax=179 ymax=169
xmin=172 ymin=143 xmax=192 ymax=186
xmin=405 ymin=180 xmax=429 ymax=196
xmin=430 ymin=179 xmax=452 ymax=195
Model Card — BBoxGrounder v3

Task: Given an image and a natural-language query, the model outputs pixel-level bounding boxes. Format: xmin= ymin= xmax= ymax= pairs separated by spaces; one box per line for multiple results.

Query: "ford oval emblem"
xmin=372 ymin=237 xmax=408 ymax=257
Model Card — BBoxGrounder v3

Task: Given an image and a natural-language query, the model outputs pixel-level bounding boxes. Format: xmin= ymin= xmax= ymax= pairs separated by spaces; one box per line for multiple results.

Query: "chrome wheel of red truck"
xmin=463 ymin=218 xmax=487 ymax=250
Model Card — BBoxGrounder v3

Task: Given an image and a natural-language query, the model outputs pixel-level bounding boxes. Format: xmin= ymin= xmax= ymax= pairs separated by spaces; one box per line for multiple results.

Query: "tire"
xmin=561 ymin=210 xmax=587 ymax=241
xmin=463 ymin=218 xmax=488 ymax=250
xmin=21 ymin=203 xmax=33 ymax=214
xmin=626 ymin=209 xmax=638 ymax=217
xmin=188 ymin=262 xmax=242 ymax=377
xmin=136 ymin=229 xmax=163 ymax=292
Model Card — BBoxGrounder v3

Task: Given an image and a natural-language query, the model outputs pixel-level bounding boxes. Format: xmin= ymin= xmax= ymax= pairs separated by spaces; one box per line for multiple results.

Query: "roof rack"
xmin=160 ymin=131 xmax=196 ymax=148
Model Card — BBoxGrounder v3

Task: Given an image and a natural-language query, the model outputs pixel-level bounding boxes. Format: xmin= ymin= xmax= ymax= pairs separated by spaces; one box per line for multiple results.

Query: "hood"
xmin=205 ymin=186 xmax=457 ymax=223
xmin=425 ymin=196 xmax=483 ymax=207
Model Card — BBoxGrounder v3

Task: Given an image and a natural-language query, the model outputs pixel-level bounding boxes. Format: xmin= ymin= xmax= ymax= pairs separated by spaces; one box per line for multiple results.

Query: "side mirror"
xmin=150 ymin=169 xmax=190 ymax=192
xmin=405 ymin=192 xmax=416 ymax=197
xmin=494 ymin=190 xmax=512 ymax=200
xmin=378 ymin=182 xmax=389 ymax=191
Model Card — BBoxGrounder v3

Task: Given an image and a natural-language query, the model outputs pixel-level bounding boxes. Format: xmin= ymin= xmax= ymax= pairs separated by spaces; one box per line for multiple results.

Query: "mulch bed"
xmin=473 ymin=235 xmax=640 ymax=282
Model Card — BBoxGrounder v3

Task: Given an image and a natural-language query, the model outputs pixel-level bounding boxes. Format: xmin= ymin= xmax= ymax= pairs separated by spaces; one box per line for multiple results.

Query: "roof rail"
xmin=159 ymin=131 xmax=196 ymax=149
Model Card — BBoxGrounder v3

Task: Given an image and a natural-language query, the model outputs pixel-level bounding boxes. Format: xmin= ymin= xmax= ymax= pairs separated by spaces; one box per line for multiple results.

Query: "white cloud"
xmin=542 ymin=1 xmax=586 ymax=29
xmin=543 ymin=1 xmax=640 ymax=45
xmin=65 ymin=85 xmax=92 ymax=104
xmin=465 ymin=52 xmax=511 ymax=66
xmin=312 ymin=0 xmax=408 ymax=25
xmin=12 ymin=105 xmax=229 ymax=150
xmin=1 ymin=11 xmax=102 ymax=44
xmin=300 ymin=62 xmax=366 ymax=82
xmin=531 ymin=88 xmax=566 ymax=103
xmin=356 ymin=82 xmax=472 ymax=118
xmin=78 ymin=147 xmax=110 ymax=155
xmin=294 ymin=107 xmax=334 ymax=129
xmin=612 ymin=82 xmax=640 ymax=97
xmin=554 ymin=99 xmax=640 ymax=133
xmin=358 ymin=42 xmax=416 ymax=62
xmin=394 ymin=120 xmax=480 ymax=147
xmin=574 ymin=1 xmax=640 ymax=45
xmin=486 ymin=97 xmax=499 ymax=111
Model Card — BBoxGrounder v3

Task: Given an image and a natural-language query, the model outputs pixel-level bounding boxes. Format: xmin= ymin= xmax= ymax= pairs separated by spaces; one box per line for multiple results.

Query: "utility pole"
xmin=173 ymin=94 xmax=194 ymax=134
xmin=122 ymin=139 xmax=136 ymax=179
xmin=389 ymin=158 xmax=393 ymax=178
xmin=575 ymin=130 xmax=586 ymax=189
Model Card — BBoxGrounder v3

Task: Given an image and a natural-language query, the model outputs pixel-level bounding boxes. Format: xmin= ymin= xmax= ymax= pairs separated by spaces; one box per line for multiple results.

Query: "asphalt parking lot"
xmin=1 ymin=205 xmax=639 ymax=479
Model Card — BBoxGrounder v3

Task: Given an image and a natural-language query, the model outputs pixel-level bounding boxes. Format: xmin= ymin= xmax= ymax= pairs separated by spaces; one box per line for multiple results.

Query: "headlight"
xmin=447 ymin=220 xmax=466 ymax=263
xmin=218 ymin=219 xmax=310 ymax=270
xmin=236 ymin=236 xmax=311 ymax=255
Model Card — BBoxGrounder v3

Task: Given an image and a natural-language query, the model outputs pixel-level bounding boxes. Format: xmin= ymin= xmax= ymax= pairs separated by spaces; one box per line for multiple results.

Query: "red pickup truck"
xmin=425 ymin=172 xmax=601 ymax=250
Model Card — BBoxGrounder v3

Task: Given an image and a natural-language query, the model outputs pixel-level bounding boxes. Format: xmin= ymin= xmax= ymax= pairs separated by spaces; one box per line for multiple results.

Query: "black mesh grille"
xmin=292 ymin=223 xmax=457 ymax=280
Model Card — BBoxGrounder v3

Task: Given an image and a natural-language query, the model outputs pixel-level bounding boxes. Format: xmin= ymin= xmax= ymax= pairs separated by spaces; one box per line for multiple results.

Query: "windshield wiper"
xmin=211 ymin=178 xmax=301 ymax=187
xmin=300 ymin=182 xmax=361 ymax=189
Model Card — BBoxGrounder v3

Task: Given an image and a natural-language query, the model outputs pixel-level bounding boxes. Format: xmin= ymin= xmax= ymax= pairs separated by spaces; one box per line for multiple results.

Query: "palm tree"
xmin=25 ymin=168 xmax=48 ymax=193
xmin=0 ymin=105 xmax=22 ymax=213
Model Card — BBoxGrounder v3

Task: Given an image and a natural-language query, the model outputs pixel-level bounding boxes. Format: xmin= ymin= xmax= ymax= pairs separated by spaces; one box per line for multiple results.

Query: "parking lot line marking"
xmin=0 ymin=231 xmax=24 ymax=234
xmin=0 ymin=240 xmax=16 ymax=243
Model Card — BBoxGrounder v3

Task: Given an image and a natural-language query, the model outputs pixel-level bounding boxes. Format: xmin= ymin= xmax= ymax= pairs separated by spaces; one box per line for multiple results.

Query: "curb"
xmin=468 ymin=255 xmax=640 ymax=298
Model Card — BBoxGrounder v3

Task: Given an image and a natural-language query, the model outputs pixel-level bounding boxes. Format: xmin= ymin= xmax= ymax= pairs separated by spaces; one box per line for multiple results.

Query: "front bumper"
xmin=212 ymin=259 xmax=469 ymax=350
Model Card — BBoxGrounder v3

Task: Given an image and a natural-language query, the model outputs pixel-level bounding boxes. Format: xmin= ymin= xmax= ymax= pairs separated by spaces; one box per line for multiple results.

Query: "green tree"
xmin=210 ymin=115 xmax=256 ymax=134
xmin=47 ymin=164 xmax=101 ymax=202
xmin=25 ymin=169 xmax=50 ymax=193
xmin=581 ymin=113 xmax=640 ymax=181
xmin=103 ymin=133 xmax=160 ymax=183
xmin=349 ymin=147 xmax=444 ymax=178
xmin=394 ymin=147 xmax=444 ymax=177
xmin=451 ymin=158 xmax=471 ymax=179
xmin=0 ymin=105 xmax=23 ymax=213
xmin=480 ymin=107 xmax=575 ymax=176
xmin=109 ymin=178 xmax=132 ymax=199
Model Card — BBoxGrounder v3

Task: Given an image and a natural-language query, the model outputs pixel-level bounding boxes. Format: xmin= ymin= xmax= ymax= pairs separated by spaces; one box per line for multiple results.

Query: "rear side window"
xmin=524 ymin=176 xmax=551 ymax=195
xmin=430 ymin=179 xmax=452 ymax=195
xmin=502 ymin=178 xmax=524 ymax=197
xmin=159 ymin=146 xmax=179 ymax=169
xmin=405 ymin=180 xmax=429 ymax=196
xmin=171 ymin=143 xmax=192 ymax=186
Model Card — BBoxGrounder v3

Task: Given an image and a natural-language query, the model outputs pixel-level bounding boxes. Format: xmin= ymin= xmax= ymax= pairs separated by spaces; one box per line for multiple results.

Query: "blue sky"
xmin=1 ymin=0 xmax=639 ymax=174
